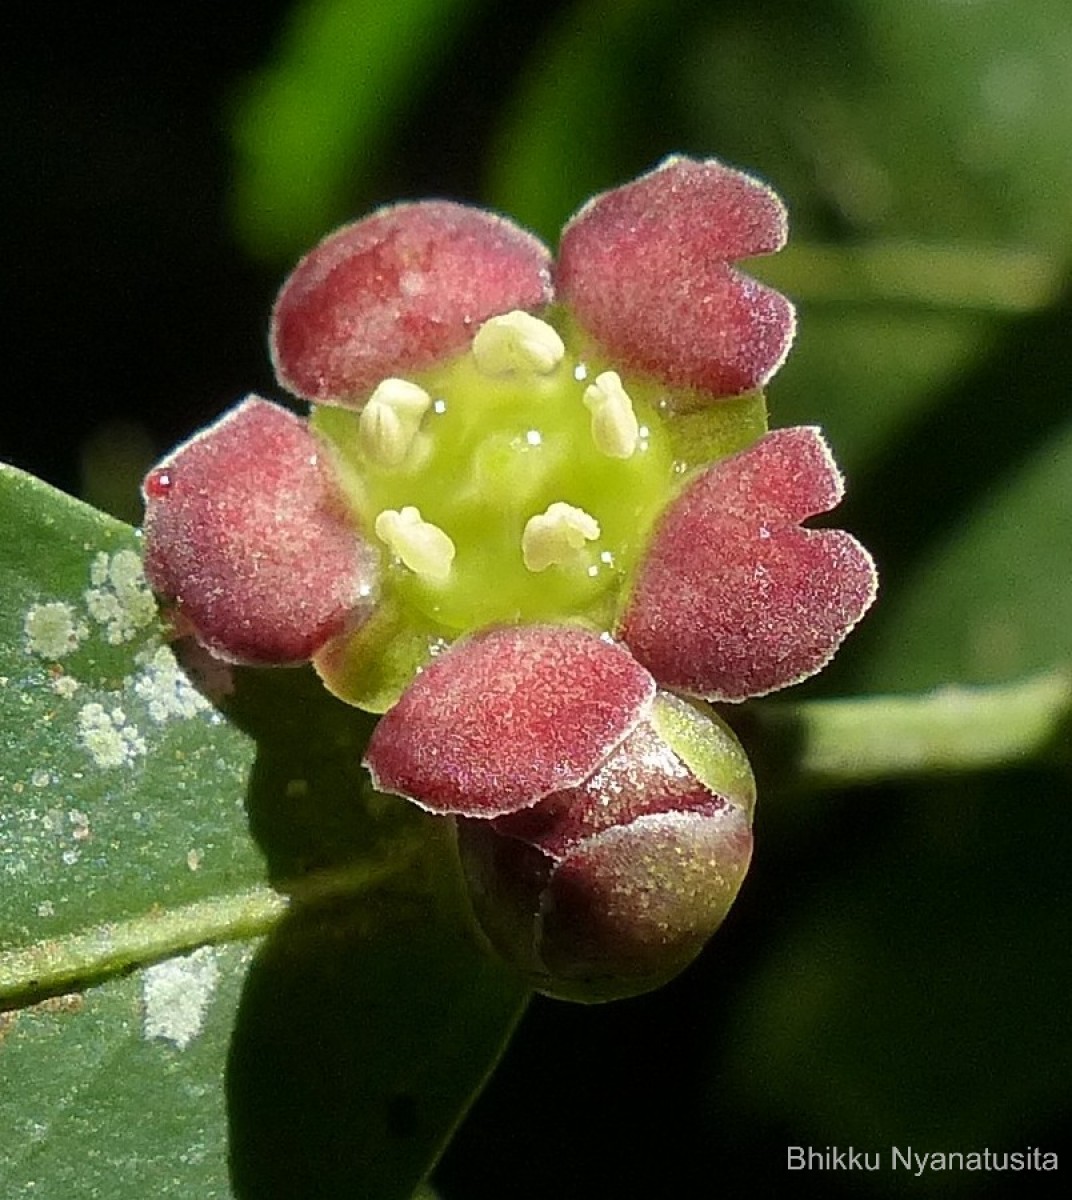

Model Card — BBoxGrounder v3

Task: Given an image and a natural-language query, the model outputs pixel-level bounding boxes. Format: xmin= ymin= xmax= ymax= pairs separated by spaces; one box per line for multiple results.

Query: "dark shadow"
xmin=199 ymin=662 xmax=526 ymax=1199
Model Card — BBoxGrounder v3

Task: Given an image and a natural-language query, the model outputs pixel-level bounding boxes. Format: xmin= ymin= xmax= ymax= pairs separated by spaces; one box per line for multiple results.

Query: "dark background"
xmin=5 ymin=2 xmax=1070 ymax=1196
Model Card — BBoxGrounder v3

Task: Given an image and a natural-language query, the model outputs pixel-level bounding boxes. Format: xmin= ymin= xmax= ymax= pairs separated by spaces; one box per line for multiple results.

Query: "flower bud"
xmin=363 ymin=623 xmax=755 ymax=1001
xmin=455 ymin=691 xmax=754 ymax=1001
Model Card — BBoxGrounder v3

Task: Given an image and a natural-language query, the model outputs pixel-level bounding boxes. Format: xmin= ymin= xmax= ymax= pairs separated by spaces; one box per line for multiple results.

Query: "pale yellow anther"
xmin=472 ymin=310 xmax=565 ymax=376
xmin=583 ymin=370 xmax=639 ymax=459
xmin=374 ymin=506 xmax=455 ymax=584
xmin=522 ymin=502 xmax=601 ymax=572
xmin=359 ymin=378 xmax=432 ymax=466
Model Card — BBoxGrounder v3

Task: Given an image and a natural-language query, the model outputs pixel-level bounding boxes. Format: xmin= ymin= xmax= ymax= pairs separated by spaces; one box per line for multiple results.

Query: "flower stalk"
xmin=742 ymin=670 xmax=1072 ymax=795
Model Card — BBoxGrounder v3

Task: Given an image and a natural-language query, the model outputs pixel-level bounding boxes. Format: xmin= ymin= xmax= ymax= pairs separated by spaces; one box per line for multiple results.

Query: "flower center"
xmin=313 ymin=312 xmax=675 ymax=636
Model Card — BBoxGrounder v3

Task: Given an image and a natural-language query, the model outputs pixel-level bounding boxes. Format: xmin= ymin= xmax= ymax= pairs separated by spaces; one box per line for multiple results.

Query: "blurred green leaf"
xmin=683 ymin=0 xmax=1072 ymax=249
xmin=724 ymin=769 xmax=1072 ymax=1154
xmin=0 ymin=464 xmax=529 ymax=1197
xmin=765 ymin=306 xmax=998 ymax=476
xmin=230 ymin=0 xmax=489 ymax=261
xmin=860 ymin=417 xmax=1072 ymax=693
xmin=485 ymin=0 xmax=656 ymax=241
xmin=753 ymin=243 xmax=1064 ymax=472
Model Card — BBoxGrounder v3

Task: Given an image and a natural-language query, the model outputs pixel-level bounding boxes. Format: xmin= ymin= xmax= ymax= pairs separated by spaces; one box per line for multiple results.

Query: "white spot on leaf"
xmin=84 ymin=549 xmax=157 ymax=644
xmin=130 ymin=645 xmax=211 ymax=723
xmin=77 ymin=702 xmax=147 ymax=769
xmin=142 ymin=946 xmax=220 ymax=1050
xmin=24 ymin=602 xmax=89 ymax=659
xmin=51 ymin=674 xmax=80 ymax=699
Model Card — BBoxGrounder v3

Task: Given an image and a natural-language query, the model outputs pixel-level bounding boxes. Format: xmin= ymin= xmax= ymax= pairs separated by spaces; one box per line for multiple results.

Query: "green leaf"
xmin=0 ymin=463 xmax=271 ymax=996
xmin=0 ymin=464 xmax=529 ymax=1198
xmin=1 ymin=944 xmax=253 ymax=1198
xmin=859 ymin=417 xmax=1072 ymax=693
xmin=229 ymin=0 xmax=490 ymax=262
xmin=723 ymin=769 xmax=1072 ymax=1148
xmin=228 ymin=845 xmax=527 ymax=1200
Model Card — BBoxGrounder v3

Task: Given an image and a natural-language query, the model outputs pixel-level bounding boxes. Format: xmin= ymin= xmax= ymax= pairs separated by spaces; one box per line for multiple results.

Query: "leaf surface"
xmin=0 ymin=464 xmax=528 ymax=1198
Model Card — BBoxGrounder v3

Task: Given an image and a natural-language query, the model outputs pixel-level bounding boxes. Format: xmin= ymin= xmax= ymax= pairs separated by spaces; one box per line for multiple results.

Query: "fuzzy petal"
xmin=271 ymin=201 xmax=553 ymax=405
xmin=556 ymin=156 xmax=795 ymax=397
xmin=364 ymin=624 xmax=655 ymax=817
xmin=142 ymin=396 xmax=379 ymax=665
xmin=619 ymin=427 xmax=878 ymax=701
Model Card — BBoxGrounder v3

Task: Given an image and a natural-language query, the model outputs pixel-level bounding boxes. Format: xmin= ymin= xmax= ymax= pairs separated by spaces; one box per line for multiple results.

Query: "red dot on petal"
xmin=144 ymin=468 xmax=173 ymax=498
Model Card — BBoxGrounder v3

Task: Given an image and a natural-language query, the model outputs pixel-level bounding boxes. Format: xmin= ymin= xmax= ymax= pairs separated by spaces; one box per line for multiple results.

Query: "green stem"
xmin=741 ymin=670 xmax=1071 ymax=794
xmin=754 ymin=241 xmax=1064 ymax=313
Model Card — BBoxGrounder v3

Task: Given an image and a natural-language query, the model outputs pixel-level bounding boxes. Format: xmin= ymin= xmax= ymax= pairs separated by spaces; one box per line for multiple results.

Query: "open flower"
xmin=142 ymin=155 xmax=877 ymax=999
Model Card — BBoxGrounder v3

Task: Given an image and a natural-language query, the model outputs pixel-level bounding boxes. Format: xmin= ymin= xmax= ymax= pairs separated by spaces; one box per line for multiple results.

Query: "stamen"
xmin=472 ymin=311 xmax=565 ymax=376
xmin=375 ymin=506 xmax=456 ymax=583
xmin=359 ymin=379 xmax=432 ymax=466
xmin=583 ymin=370 xmax=639 ymax=459
xmin=522 ymin=502 xmax=601 ymax=572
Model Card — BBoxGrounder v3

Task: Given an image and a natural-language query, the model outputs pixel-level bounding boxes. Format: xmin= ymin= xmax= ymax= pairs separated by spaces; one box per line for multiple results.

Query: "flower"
xmin=141 ymin=155 xmax=877 ymax=1000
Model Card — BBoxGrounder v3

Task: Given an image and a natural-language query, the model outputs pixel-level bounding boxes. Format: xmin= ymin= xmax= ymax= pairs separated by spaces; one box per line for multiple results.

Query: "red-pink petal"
xmin=364 ymin=625 xmax=655 ymax=818
xmin=271 ymin=201 xmax=553 ymax=405
xmin=618 ymin=427 xmax=878 ymax=701
xmin=142 ymin=396 xmax=379 ymax=665
xmin=556 ymin=156 xmax=795 ymax=397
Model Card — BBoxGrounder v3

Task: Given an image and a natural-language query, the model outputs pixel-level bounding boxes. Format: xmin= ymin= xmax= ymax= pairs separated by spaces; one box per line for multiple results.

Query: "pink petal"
xmin=142 ymin=396 xmax=379 ymax=665
xmin=556 ymin=156 xmax=795 ymax=397
xmin=698 ymin=424 xmax=845 ymax=522
xmin=271 ymin=201 xmax=553 ymax=405
xmin=618 ymin=427 xmax=878 ymax=701
xmin=364 ymin=625 xmax=655 ymax=817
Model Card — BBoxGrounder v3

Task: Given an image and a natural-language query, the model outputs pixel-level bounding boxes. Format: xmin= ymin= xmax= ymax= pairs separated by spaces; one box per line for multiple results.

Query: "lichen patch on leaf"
xmin=15 ymin=539 xmax=228 ymax=778
xmin=142 ymin=945 xmax=220 ymax=1050
xmin=84 ymin=549 xmax=158 ymax=644
xmin=23 ymin=602 xmax=89 ymax=659
xmin=50 ymin=674 xmax=80 ymax=699
xmin=76 ymin=703 xmax=147 ymax=769
xmin=130 ymin=645 xmax=213 ymax=724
